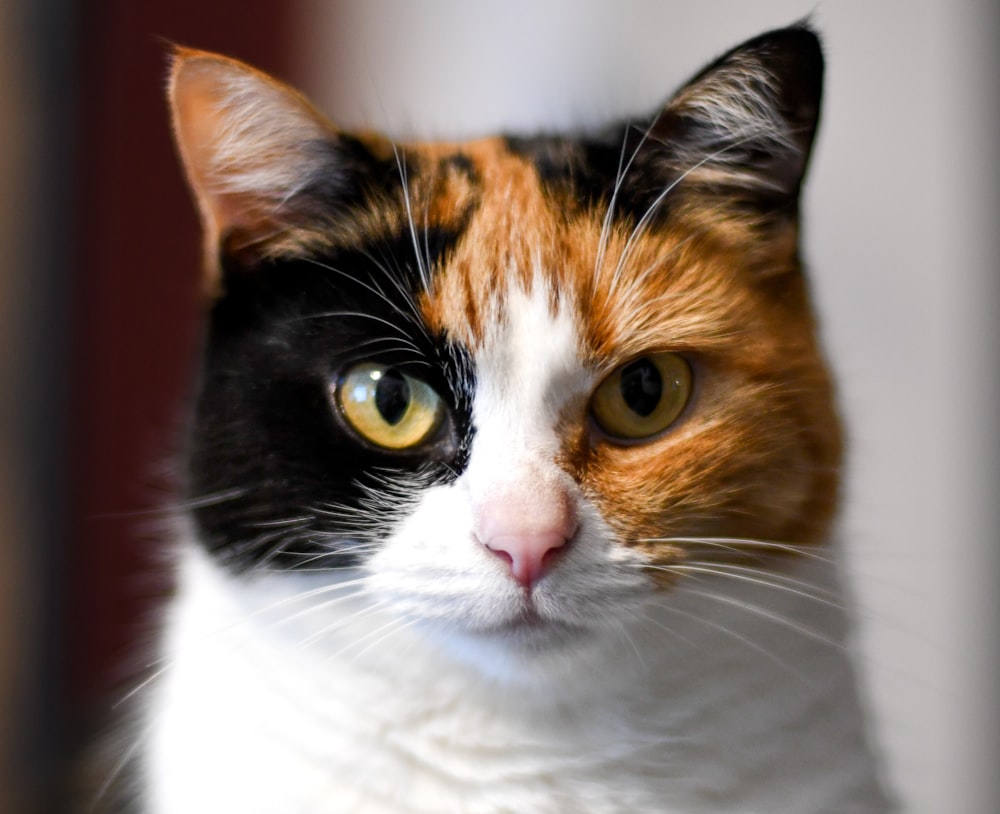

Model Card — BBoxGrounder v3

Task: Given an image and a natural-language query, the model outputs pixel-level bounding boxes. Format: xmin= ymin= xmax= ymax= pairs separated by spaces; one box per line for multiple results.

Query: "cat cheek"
xmin=365 ymin=486 xmax=497 ymax=588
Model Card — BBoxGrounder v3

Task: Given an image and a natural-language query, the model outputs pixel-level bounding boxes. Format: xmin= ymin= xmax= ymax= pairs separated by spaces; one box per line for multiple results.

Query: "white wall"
xmin=294 ymin=2 xmax=999 ymax=810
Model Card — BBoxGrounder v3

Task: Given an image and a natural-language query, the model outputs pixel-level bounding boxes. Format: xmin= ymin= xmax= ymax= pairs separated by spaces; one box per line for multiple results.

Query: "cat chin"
xmin=433 ymin=631 xmax=603 ymax=688
xmin=411 ymin=609 xmax=638 ymax=691
xmin=460 ymin=616 xmax=589 ymax=654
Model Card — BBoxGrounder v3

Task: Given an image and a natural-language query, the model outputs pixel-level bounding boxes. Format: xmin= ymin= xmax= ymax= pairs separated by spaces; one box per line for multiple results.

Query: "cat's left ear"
xmin=649 ymin=23 xmax=823 ymax=207
xmin=168 ymin=48 xmax=345 ymax=289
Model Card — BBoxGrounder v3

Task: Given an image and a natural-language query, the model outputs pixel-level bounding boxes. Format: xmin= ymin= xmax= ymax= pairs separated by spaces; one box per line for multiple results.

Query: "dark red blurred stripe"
xmin=69 ymin=0 xmax=300 ymax=717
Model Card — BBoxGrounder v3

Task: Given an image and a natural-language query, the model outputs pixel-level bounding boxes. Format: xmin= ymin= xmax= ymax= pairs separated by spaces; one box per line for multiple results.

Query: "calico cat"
xmin=132 ymin=23 xmax=892 ymax=813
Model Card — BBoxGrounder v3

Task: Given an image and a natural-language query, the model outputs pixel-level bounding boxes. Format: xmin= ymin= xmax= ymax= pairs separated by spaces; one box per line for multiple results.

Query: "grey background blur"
xmin=292 ymin=1 xmax=999 ymax=811
xmin=1 ymin=0 xmax=31 ymax=810
xmin=2 ymin=0 xmax=71 ymax=811
xmin=0 ymin=0 xmax=996 ymax=812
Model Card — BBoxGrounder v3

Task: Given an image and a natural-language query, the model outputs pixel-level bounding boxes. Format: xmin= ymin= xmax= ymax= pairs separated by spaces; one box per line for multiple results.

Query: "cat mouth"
xmin=473 ymin=606 xmax=588 ymax=645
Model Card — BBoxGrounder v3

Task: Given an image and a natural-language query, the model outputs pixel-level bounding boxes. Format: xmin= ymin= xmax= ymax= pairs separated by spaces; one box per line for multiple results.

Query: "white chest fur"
xmin=143 ymin=541 xmax=890 ymax=814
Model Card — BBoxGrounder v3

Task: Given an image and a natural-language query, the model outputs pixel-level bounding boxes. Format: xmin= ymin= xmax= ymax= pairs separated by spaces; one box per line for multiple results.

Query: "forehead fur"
xmin=412 ymin=138 xmax=802 ymax=366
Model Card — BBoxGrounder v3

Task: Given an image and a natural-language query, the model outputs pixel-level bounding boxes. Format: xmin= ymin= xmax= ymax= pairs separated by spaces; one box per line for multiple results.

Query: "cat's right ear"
xmin=168 ymin=48 xmax=342 ymax=291
xmin=644 ymin=24 xmax=823 ymax=209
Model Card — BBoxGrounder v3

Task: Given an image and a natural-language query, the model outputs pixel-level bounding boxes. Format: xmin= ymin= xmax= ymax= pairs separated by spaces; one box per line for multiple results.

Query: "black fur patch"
xmin=439 ymin=151 xmax=477 ymax=180
xmin=504 ymin=123 xmax=687 ymax=227
xmin=185 ymin=228 xmax=475 ymax=572
xmin=297 ymin=134 xmax=402 ymax=216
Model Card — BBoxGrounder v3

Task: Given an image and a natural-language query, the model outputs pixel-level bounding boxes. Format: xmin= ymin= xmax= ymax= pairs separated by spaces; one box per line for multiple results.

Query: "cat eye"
xmin=336 ymin=363 xmax=444 ymax=450
xmin=591 ymin=353 xmax=693 ymax=441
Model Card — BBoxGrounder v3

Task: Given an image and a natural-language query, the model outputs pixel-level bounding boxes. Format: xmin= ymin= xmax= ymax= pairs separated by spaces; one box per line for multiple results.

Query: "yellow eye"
xmin=591 ymin=353 xmax=692 ymax=441
xmin=337 ymin=363 xmax=444 ymax=450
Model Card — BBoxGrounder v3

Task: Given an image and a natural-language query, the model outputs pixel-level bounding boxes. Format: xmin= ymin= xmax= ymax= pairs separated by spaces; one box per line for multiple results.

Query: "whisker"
xmin=654 ymin=563 xmax=842 ymax=607
xmin=609 ymin=134 xmax=765 ymax=291
xmin=173 ymin=487 xmax=250 ymax=512
xmin=361 ymin=246 xmax=430 ymax=329
xmin=111 ymin=576 xmax=377 ymax=709
xmin=343 ymin=614 xmax=424 ymax=666
xmin=317 ymin=608 xmax=406 ymax=660
xmin=680 ymin=588 xmax=845 ymax=653
xmin=287 ymin=308 xmax=422 ymax=342
xmin=655 ymin=600 xmax=806 ymax=680
xmin=271 ymin=583 xmax=376 ymax=630
xmin=421 ymin=196 xmax=434 ymax=290
xmin=594 ymin=120 xmax=653 ymax=285
xmin=390 ymin=141 xmax=431 ymax=293
xmin=303 ymin=255 xmax=430 ymax=340
xmin=612 ymin=234 xmax=695 ymax=305
xmin=649 ymin=536 xmax=837 ymax=565
xmin=298 ymin=596 xmax=394 ymax=646
xmin=87 ymin=719 xmax=149 ymax=813
xmin=608 ymin=612 xmax=648 ymax=671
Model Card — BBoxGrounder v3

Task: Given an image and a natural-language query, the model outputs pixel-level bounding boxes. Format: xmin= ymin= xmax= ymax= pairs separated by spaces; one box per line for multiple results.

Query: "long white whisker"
xmin=302 ymin=257 xmax=405 ymax=315
xmin=681 ymin=588 xmax=845 ymax=652
xmin=88 ymin=721 xmax=148 ymax=812
xmin=114 ymin=574 xmax=378 ymax=709
xmin=174 ymin=487 xmax=249 ymax=512
xmin=610 ymin=134 xmax=762 ymax=291
xmin=657 ymin=563 xmax=842 ymax=607
xmin=594 ymin=120 xmax=654 ymax=284
xmin=320 ymin=610 xmax=407 ymax=660
xmin=648 ymin=536 xmax=836 ymax=565
xmin=629 ymin=604 xmax=699 ymax=650
xmin=656 ymin=600 xmax=805 ymax=679
xmin=288 ymin=308 xmax=421 ymax=344
xmin=344 ymin=614 xmax=424 ymax=666
xmin=362 ymin=249 xmax=433 ymax=338
xmin=390 ymin=142 xmax=431 ymax=293
xmin=268 ymin=584 xmax=376 ymax=630
xmin=608 ymin=612 xmax=649 ymax=671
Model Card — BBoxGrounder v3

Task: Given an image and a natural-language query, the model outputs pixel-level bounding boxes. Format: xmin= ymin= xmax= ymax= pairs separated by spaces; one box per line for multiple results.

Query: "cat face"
xmin=169 ymin=26 xmax=838 ymax=653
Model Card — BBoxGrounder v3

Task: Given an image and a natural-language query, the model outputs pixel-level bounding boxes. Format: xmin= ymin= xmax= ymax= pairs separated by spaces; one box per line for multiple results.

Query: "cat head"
xmin=168 ymin=25 xmax=838 ymax=656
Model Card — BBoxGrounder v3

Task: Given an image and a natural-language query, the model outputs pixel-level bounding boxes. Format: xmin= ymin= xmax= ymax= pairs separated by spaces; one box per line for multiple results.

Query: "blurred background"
xmin=1 ymin=0 xmax=996 ymax=811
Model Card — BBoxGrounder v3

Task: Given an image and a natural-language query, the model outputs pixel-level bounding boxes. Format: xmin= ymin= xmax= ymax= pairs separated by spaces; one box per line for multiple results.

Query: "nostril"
xmin=487 ymin=546 xmax=514 ymax=569
xmin=540 ymin=543 xmax=567 ymax=571
xmin=484 ymin=531 xmax=573 ymax=590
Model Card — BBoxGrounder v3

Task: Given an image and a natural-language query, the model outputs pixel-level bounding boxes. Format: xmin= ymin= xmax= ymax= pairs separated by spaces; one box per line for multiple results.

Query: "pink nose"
xmin=484 ymin=532 xmax=573 ymax=590
xmin=476 ymin=486 xmax=578 ymax=590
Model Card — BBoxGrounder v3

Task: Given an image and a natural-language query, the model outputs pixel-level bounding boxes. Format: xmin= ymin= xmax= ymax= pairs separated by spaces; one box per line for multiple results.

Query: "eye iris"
xmin=337 ymin=362 xmax=444 ymax=450
xmin=374 ymin=369 xmax=411 ymax=426
xmin=590 ymin=352 xmax=692 ymax=442
xmin=619 ymin=359 xmax=662 ymax=417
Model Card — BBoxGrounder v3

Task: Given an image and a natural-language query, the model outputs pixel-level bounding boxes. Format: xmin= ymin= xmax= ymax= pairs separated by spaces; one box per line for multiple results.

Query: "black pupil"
xmin=620 ymin=358 xmax=662 ymax=417
xmin=374 ymin=369 xmax=411 ymax=425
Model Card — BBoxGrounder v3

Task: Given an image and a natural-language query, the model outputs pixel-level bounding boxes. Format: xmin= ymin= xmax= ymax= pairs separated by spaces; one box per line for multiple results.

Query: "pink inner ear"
xmin=171 ymin=57 xmax=260 ymax=229
xmin=171 ymin=60 xmax=233 ymax=186
xmin=168 ymin=49 xmax=336 ymax=275
xmin=474 ymin=483 xmax=579 ymax=590
xmin=171 ymin=66 xmax=258 ymax=234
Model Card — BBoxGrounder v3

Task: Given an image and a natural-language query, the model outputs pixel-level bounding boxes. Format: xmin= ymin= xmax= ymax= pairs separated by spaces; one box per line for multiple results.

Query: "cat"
xmin=119 ymin=23 xmax=894 ymax=813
